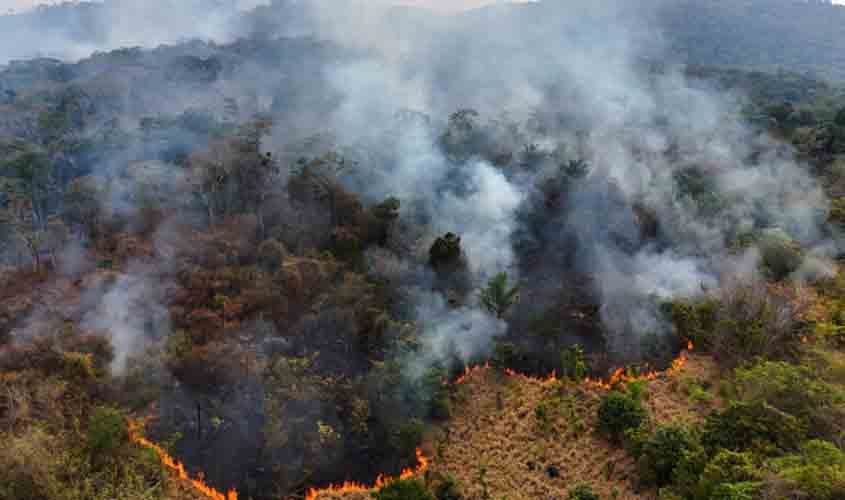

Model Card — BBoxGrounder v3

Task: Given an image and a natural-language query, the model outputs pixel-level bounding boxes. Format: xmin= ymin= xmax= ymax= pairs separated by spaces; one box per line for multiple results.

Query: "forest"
xmin=2 ymin=1 xmax=845 ymax=500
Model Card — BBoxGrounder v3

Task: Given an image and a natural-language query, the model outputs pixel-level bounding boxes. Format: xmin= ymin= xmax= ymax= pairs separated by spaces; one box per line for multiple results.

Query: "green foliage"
xmin=708 ymin=482 xmax=759 ymax=500
xmin=567 ymin=484 xmax=600 ymax=500
xmin=534 ymin=400 xmax=552 ymax=433
xmin=597 ymin=390 xmax=648 ymax=445
xmin=757 ymin=230 xmax=803 ymax=281
xmin=491 ymin=341 xmax=525 ymax=369
xmin=433 ymin=474 xmax=462 ymax=500
xmin=479 ymin=272 xmax=520 ymax=319
xmin=430 ymin=390 xmax=451 ymax=420
xmin=637 ymin=425 xmax=702 ymax=488
xmin=702 ymin=400 xmax=807 ymax=455
xmin=429 ymin=233 xmax=463 ymax=270
xmin=372 ymin=479 xmax=434 ymax=500
xmin=86 ymin=406 xmax=129 ymax=460
xmin=668 ymin=284 xmax=803 ymax=368
xmin=733 ymin=360 xmax=845 ymax=439
xmin=766 ymin=440 xmax=845 ymax=500
xmin=390 ymin=419 xmax=425 ymax=457
xmin=665 ymin=298 xmax=718 ymax=350
xmin=696 ymin=451 xmax=759 ymax=500
xmin=560 ymin=344 xmax=587 ymax=381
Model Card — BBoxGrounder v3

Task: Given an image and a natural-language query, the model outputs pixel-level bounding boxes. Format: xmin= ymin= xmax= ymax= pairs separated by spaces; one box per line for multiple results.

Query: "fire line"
xmin=130 ymin=341 xmax=693 ymax=500
xmin=128 ymin=420 xmax=238 ymax=500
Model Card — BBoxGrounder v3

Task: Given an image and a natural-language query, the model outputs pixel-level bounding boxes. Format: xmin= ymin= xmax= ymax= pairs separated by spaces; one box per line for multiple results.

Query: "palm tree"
xmin=479 ymin=272 xmax=520 ymax=319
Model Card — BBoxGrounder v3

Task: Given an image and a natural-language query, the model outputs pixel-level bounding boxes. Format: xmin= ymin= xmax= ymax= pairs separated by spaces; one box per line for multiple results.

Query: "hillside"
xmin=5 ymin=1 xmax=845 ymax=81
xmin=3 ymin=1 xmax=845 ymax=500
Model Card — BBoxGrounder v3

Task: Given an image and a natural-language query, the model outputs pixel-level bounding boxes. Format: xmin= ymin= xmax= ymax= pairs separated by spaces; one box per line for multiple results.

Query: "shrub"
xmin=709 ymin=482 xmax=759 ymax=500
xmin=372 ymin=479 xmax=434 ymax=500
xmin=702 ymin=400 xmax=807 ymax=455
xmin=491 ymin=341 xmax=525 ymax=370
xmin=733 ymin=360 xmax=845 ymax=439
xmin=86 ymin=406 xmax=129 ymax=461
xmin=430 ymin=388 xmax=451 ymax=420
xmin=697 ymin=451 xmax=758 ymax=500
xmin=561 ymin=344 xmax=587 ymax=381
xmin=429 ymin=233 xmax=463 ymax=270
xmin=433 ymin=474 xmax=462 ymax=500
xmin=766 ymin=440 xmax=845 ymax=500
xmin=677 ymin=283 xmax=804 ymax=368
xmin=757 ymin=230 xmax=803 ymax=281
xmin=390 ymin=419 xmax=425 ymax=457
xmin=597 ymin=390 xmax=648 ymax=444
xmin=665 ymin=297 xmax=718 ymax=352
xmin=638 ymin=425 xmax=701 ymax=487
xmin=568 ymin=484 xmax=600 ymax=500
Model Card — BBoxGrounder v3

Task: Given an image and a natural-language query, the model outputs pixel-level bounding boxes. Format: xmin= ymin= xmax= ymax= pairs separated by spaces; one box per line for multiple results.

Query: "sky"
xmin=3 ymin=0 xmax=521 ymax=14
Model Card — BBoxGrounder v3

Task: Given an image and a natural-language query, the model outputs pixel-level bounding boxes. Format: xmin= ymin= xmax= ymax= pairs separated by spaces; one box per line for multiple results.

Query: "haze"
xmin=4 ymin=0 xmax=524 ymax=14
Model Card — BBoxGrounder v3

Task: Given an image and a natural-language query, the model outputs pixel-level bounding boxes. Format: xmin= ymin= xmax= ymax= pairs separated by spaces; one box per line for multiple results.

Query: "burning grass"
xmin=304 ymin=448 xmax=430 ymax=500
xmin=129 ymin=343 xmax=704 ymax=500
xmin=128 ymin=420 xmax=238 ymax=500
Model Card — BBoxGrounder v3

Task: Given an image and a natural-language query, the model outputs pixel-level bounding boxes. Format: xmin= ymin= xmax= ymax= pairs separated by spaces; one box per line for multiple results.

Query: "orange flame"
xmin=452 ymin=361 xmax=491 ymax=385
xmin=128 ymin=421 xmax=238 ymax=500
xmin=457 ymin=341 xmax=695 ymax=391
xmin=304 ymin=448 xmax=430 ymax=500
xmin=130 ymin=341 xmax=695 ymax=500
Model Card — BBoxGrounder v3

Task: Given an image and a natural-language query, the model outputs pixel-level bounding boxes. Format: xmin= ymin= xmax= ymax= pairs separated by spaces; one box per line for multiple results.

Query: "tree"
xmin=45 ymin=217 xmax=69 ymax=267
xmin=1 ymin=142 xmax=56 ymax=232
xmin=288 ymin=152 xmax=354 ymax=227
xmin=429 ymin=233 xmax=463 ymax=270
xmin=2 ymin=190 xmax=46 ymax=270
xmin=597 ymin=390 xmax=648 ymax=444
xmin=187 ymin=139 xmax=234 ymax=227
xmin=63 ymin=175 xmax=104 ymax=239
xmin=479 ymin=272 xmax=520 ymax=319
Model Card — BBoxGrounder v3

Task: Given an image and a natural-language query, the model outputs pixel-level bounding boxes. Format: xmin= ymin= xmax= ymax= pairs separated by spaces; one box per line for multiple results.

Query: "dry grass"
xmin=431 ymin=355 xmax=720 ymax=500
xmin=316 ymin=355 xmax=720 ymax=500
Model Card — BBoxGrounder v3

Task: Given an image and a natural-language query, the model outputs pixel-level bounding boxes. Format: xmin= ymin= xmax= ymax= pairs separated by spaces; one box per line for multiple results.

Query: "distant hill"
xmin=652 ymin=0 xmax=845 ymax=81
xmin=5 ymin=0 xmax=845 ymax=80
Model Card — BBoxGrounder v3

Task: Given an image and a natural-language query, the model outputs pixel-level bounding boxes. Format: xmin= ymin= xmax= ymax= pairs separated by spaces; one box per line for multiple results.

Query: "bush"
xmin=766 ymin=440 xmax=845 ymax=500
xmin=597 ymin=390 xmax=648 ymax=444
xmin=433 ymin=474 xmax=462 ymax=500
xmin=757 ymin=230 xmax=803 ymax=281
xmin=696 ymin=451 xmax=758 ymax=500
xmin=430 ymin=388 xmax=451 ymax=420
xmin=733 ymin=360 xmax=845 ymax=440
xmin=372 ymin=479 xmax=434 ymax=500
xmin=567 ymin=484 xmax=600 ymax=500
xmin=665 ymin=298 xmax=719 ymax=352
xmin=670 ymin=283 xmax=804 ymax=368
xmin=709 ymin=482 xmax=759 ymax=500
xmin=86 ymin=406 xmax=129 ymax=461
xmin=638 ymin=425 xmax=701 ymax=487
xmin=390 ymin=419 xmax=425 ymax=457
xmin=561 ymin=344 xmax=587 ymax=381
xmin=702 ymin=400 xmax=807 ymax=455
xmin=429 ymin=233 xmax=463 ymax=270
